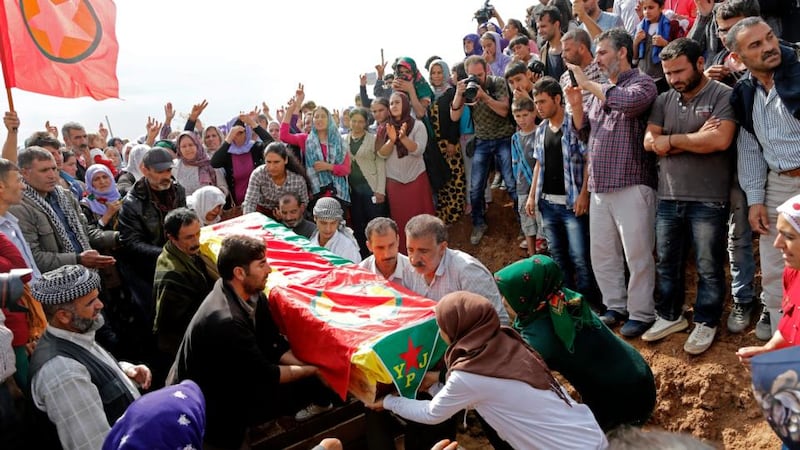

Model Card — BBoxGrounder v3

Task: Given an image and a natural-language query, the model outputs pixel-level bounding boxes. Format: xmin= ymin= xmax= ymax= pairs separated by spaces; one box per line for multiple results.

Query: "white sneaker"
xmin=641 ymin=315 xmax=689 ymax=342
xmin=684 ymin=323 xmax=717 ymax=355
xmin=294 ymin=403 xmax=333 ymax=422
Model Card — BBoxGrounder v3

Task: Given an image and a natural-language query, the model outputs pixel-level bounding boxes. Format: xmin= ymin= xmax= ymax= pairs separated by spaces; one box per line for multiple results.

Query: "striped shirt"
xmin=406 ymin=248 xmax=510 ymax=325
xmin=737 ymin=79 xmax=800 ymax=205
xmin=31 ymin=326 xmax=140 ymax=450
xmin=577 ymin=69 xmax=658 ymax=193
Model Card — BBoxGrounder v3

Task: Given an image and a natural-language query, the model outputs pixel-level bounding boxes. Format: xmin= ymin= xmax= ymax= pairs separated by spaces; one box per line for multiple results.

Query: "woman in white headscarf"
xmin=117 ymin=144 xmax=149 ymax=196
xmin=188 ymin=186 xmax=226 ymax=226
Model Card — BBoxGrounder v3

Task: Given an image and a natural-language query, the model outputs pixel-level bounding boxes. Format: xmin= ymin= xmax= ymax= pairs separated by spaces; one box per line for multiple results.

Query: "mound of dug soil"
xmin=446 ymin=189 xmax=780 ymax=449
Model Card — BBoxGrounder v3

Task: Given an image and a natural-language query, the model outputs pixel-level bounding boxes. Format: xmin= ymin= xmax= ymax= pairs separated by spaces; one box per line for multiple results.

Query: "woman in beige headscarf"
xmin=366 ymin=291 xmax=607 ymax=450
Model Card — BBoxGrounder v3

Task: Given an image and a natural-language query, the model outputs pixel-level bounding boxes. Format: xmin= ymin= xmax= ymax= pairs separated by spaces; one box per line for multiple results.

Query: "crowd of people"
xmin=0 ymin=0 xmax=799 ymax=448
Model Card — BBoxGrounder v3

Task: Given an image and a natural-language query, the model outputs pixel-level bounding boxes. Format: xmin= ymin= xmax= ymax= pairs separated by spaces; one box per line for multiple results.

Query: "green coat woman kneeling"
xmin=494 ymin=255 xmax=656 ymax=431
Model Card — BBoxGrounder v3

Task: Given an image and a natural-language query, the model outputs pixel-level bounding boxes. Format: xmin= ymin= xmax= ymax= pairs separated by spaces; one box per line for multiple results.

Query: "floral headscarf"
xmin=81 ymin=164 xmax=121 ymax=216
xmin=494 ymin=255 xmax=600 ymax=353
xmin=177 ymin=131 xmax=217 ymax=186
xmin=395 ymin=56 xmax=434 ymax=103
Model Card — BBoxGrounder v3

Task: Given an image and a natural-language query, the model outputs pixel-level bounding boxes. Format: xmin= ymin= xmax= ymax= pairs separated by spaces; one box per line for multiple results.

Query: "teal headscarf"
xmin=304 ymin=107 xmax=350 ymax=203
xmin=396 ymin=56 xmax=434 ymax=104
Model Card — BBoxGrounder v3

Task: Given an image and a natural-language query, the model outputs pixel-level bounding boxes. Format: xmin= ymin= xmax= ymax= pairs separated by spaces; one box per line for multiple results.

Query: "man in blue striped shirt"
xmin=728 ymin=17 xmax=800 ymax=339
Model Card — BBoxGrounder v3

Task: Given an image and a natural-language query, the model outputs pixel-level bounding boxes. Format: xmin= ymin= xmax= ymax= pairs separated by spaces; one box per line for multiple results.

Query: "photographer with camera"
xmin=451 ymin=55 xmax=517 ymax=246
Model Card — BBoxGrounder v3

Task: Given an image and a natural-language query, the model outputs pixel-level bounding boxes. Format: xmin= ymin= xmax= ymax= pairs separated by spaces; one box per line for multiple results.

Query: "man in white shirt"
xmin=310 ymin=198 xmax=362 ymax=263
xmin=358 ymin=217 xmax=418 ymax=292
xmin=28 ymin=265 xmax=151 ymax=449
xmin=404 ymin=214 xmax=510 ymax=325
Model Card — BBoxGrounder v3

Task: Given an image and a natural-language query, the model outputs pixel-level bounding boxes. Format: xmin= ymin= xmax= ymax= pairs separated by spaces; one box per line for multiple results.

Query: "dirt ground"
xmin=445 ymin=188 xmax=780 ymax=449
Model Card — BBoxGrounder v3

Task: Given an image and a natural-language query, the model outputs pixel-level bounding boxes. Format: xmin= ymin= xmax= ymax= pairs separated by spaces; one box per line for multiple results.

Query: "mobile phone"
xmin=568 ymin=69 xmax=578 ymax=87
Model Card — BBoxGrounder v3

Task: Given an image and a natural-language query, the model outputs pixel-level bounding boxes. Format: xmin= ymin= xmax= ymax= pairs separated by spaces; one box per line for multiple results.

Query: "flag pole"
xmin=105 ymin=115 xmax=114 ymax=138
xmin=4 ymin=87 xmax=13 ymax=112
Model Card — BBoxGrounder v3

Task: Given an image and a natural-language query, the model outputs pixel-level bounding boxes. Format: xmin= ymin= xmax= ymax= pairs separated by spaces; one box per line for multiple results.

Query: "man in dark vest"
xmin=29 ymin=265 xmax=151 ymax=449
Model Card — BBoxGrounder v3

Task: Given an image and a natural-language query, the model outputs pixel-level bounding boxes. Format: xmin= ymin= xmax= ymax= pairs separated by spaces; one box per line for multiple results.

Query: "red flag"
xmin=0 ymin=0 xmax=119 ymax=99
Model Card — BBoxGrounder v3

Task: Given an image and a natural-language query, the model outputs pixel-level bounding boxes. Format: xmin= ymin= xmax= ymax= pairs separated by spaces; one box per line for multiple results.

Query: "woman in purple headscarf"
xmin=210 ymin=112 xmax=274 ymax=205
xmin=173 ymin=131 xmax=228 ymax=196
xmin=463 ymin=33 xmax=484 ymax=58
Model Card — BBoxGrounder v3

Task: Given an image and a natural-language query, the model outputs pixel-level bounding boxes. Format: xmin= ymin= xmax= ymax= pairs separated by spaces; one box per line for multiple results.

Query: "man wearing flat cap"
xmin=117 ymin=147 xmax=186 ymax=358
xmin=28 ymin=265 xmax=151 ymax=450
xmin=310 ymin=197 xmax=362 ymax=263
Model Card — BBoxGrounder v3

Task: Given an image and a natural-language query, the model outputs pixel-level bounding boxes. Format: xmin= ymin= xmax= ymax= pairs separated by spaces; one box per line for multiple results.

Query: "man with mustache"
xmin=405 ymin=214 xmax=509 ymax=325
xmin=277 ymin=192 xmax=316 ymax=239
xmin=358 ymin=217 xmax=418 ymax=292
xmin=728 ymin=17 xmax=800 ymax=339
xmin=28 ymin=265 xmax=151 ymax=449
xmin=152 ymin=208 xmax=218 ymax=387
xmin=117 ymin=147 xmax=186 ymax=362
xmin=640 ymin=38 xmax=736 ymax=355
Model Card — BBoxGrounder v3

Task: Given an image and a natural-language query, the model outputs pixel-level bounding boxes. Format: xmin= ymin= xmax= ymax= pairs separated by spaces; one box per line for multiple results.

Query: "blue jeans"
xmin=655 ymin=200 xmax=730 ymax=326
xmin=728 ymin=181 xmax=756 ymax=304
xmin=470 ymin=137 xmax=516 ymax=226
xmin=539 ymin=198 xmax=600 ymax=304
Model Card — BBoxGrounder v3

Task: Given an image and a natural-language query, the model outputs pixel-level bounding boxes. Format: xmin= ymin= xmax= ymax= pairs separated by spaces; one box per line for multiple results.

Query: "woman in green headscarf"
xmin=494 ymin=255 xmax=656 ymax=431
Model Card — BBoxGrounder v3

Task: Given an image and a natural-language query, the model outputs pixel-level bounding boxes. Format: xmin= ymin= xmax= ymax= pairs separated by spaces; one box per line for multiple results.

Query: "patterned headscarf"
xmin=225 ymin=117 xmax=254 ymax=155
xmin=177 ymin=131 xmax=217 ymax=187
xmin=375 ymin=92 xmax=416 ymax=158
xmin=494 ymin=255 xmax=600 ymax=353
xmin=395 ymin=56 xmax=434 ymax=103
xmin=778 ymin=194 xmax=800 ymax=235
xmin=436 ymin=291 xmax=569 ymax=402
xmin=102 ymin=380 xmax=205 ymax=450
xmin=82 ymin=164 xmax=121 ymax=216
xmin=304 ymin=108 xmax=350 ymax=202
xmin=32 ymin=265 xmax=101 ymax=305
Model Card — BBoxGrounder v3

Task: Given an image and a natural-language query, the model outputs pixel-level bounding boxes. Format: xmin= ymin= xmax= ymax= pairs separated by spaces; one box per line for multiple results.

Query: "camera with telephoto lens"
xmin=528 ymin=60 xmax=545 ymax=76
xmin=0 ymin=269 xmax=32 ymax=307
xmin=473 ymin=0 xmax=495 ymax=24
xmin=464 ymin=75 xmax=482 ymax=104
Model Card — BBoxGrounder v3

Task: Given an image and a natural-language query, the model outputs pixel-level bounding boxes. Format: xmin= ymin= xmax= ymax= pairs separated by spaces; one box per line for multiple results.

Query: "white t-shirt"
xmin=311 ymin=229 xmax=362 ymax=263
xmin=384 ymin=370 xmax=607 ymax=450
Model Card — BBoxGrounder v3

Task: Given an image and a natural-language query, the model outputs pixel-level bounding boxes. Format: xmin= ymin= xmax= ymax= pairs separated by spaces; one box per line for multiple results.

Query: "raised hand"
xmin=145 ymin=116 xmax=163 ymax=145
xmin=375 ymin=60 xmax=388 ymax=79
xmin=189 ymin=99 xmax=209 ymax=121
xmin=262 ymin=101 xmax=272 ymax=121
xmin=164 ymin=102 xmax=175 ymax=123
xmin=4 ymin=111 xmax=19 ymax=132
xmin=360 ymin=73 xmax=368 ymax=86
xmin=294 ymin=83 xmax=305 ymax=106
xmin=332 ymin=109 xmax=341 ymax=127
xmin=386 ymin=124 xmax=397 ymax=142
xmin=398 ymin=122 xmax=408 ymax=139
xmin=226 ymin=125 xmax=246 ymax=144
xmin=98 ymin=122 xmax=109 ymax=140
xmin=45 ymin=120 xmax=58 ymax=138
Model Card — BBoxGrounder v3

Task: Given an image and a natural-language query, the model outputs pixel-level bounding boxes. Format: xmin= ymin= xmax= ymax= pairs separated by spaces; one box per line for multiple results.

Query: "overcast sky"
xmin=2 ymin=0 xmax=532 ymax=144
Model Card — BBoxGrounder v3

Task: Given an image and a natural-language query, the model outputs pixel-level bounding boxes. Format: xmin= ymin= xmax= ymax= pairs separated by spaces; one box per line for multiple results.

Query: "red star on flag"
xmin=399 ymin=336 xmax=423 ymax=375
xmin=28 ymin=0 xmax=92 ymax=55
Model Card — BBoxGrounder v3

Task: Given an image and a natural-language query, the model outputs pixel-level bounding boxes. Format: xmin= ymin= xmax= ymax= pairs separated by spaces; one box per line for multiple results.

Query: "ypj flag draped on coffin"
xmin=199 ymin=213 xmax=447 ymax=401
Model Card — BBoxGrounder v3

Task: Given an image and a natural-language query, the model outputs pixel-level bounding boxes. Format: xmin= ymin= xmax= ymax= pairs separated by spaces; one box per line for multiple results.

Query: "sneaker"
xmin=727 ymin=302 xmax=754 ymax=334
xmin=599 ymin=309 xmax=628 ymax=326
xmin=684 ymin=323 xmax=717 ymax=355
xmin=294 ymin=403 xmax=333 ymax=422
xmin=519 ymin=240 xmax=528 ymax=249
xmin=641 ymin=315 xmax=689 ymax=342
xmin=470 ymin=224 xmax=488 ymax=245
xmin=755 ymin=309 xmax=772 ymax=341
xmin=491 ymin=173 xmax=502 ymax=189
xmin=620 ymin=319 xmax=654 ymax=338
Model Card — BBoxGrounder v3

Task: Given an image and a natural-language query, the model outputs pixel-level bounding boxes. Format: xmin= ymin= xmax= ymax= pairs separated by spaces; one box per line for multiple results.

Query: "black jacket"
xmin=117 ymin=177 xmax=186 ymax=277
xmin=172 ymin=279 xmax=289 ymax=449
xmin=210 ymin=125 xmax=273 ymax=203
